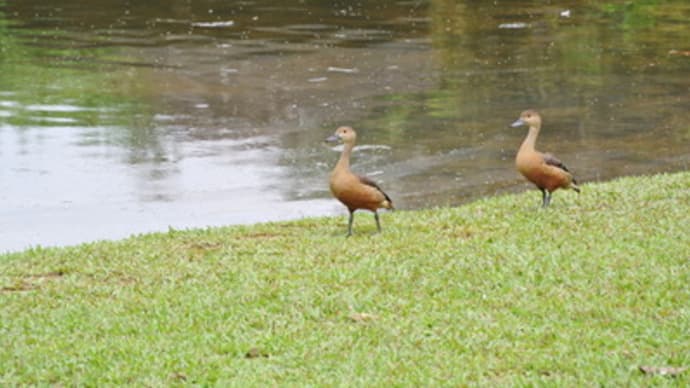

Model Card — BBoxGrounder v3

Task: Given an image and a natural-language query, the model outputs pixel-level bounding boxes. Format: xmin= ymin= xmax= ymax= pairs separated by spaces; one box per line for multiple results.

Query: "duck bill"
xmin=510 ymin=118 xmax=525 ymax=128
xmin=325 ymin=135 xmax=340 ymax=143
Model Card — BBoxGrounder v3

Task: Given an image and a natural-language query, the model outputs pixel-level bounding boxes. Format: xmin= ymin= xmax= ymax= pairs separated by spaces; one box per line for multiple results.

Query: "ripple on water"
xmin=191 ymin=20 xmax=235 ymax=28
xmin=0 ymin=101 xmax=20 ymax=108
xmin=29 ymin=117 xmax=79 ymax=124
xmin=24 ymin=104 xmax=111 ymax=113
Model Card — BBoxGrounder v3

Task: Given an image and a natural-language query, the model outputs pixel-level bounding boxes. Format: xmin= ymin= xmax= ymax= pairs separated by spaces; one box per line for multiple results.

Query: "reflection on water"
xmin=1 ymin=0 xmax=688 ymax=251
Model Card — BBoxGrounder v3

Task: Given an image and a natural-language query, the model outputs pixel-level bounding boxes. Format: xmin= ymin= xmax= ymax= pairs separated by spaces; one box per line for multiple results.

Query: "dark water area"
xmin=1 ymin=0 xmax=689 ymax=251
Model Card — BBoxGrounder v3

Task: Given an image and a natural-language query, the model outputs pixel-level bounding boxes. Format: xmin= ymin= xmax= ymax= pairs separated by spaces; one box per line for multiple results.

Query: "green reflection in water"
xmin=368 ymin=0 xmax=689 ymax=130
xmin=0 ymin=4 xmax=162 ymax=163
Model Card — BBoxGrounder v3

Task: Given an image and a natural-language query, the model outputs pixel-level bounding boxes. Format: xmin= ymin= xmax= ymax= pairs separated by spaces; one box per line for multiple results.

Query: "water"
xmin=1 ymin=0 xmax=689 ymax=252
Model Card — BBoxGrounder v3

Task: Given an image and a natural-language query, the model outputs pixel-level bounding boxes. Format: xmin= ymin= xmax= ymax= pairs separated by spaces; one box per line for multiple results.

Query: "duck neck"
xmin=519 ymin=124 xmax=540 ymax=153
xmin=336 ymin=142 xmax=354 ymax=171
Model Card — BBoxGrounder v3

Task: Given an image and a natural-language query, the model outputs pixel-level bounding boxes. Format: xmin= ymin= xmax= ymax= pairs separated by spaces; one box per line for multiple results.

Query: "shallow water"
xmin=1 ymin=0 xmax=689 ymax=251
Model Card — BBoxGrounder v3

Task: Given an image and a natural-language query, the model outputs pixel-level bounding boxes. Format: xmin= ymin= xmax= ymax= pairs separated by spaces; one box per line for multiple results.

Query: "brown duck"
xmin=326 ymin=126 xmax=394 ymax=236
xmin=511 ymin=110 xmax=580 ymax=207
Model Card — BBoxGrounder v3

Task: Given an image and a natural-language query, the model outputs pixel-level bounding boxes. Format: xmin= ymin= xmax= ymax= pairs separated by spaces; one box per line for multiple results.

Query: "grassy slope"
xmin=1 ymin=172 xmax=689 ymax=386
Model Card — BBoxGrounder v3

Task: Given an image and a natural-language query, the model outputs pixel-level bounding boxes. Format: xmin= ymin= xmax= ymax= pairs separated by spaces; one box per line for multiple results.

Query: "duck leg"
xmin=543 ymin=190 xmax=552 ymax=208
xmin=347 ymin=211 xmax=355 ymax=237
xmin=374 ymin=211 xmax=382 ymax=233
xmin=538 ymin=188 xmax=554 ymax=208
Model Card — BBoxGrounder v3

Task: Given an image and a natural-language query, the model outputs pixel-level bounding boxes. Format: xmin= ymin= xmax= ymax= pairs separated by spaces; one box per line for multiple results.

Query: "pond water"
xmin=1 ymin=0 xmax=689 ymax=252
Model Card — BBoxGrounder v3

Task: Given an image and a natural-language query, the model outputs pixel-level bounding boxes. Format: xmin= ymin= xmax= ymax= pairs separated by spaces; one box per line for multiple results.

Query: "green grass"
xmin=1 ymin=171 xmax=689 ymax=386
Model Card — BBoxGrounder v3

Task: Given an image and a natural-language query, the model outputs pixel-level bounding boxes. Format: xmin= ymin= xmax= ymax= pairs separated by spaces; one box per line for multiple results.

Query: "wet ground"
xmin=1 ymin=0 xmax=689 ymax=251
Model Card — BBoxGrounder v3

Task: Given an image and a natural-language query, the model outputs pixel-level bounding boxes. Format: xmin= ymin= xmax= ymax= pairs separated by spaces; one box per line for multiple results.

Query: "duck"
xmin=510 ymin=110 xmax=580 ymax=207
xmin=326 ymin=126 xmax=394 ymax=236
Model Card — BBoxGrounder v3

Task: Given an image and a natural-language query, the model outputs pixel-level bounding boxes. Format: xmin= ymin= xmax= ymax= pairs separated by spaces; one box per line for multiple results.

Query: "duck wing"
xmin=543 ymin=153 xmax=578 ymax=184
xmin=357 ymin=175 xmax=393 ymax=205
xmin=543 ymin=153 xmax=570 ymax=172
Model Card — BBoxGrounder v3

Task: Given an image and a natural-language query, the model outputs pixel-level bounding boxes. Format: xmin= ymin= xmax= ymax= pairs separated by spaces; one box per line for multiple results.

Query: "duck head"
xmin=325 ymin=126 xmax=357 ymax=145
xmin=511 ymin=109 xmax=541 ymax=128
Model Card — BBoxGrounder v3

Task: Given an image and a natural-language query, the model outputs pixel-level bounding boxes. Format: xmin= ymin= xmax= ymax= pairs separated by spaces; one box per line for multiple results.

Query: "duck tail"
xmin=381 ymin=190 xmax=394 ymax=211
xmin=571 ymin=182 xmax=581 ymax=193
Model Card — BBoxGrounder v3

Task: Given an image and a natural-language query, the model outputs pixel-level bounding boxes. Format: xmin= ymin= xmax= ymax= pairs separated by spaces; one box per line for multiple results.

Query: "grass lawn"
xmin=1 ymin=171 xmax=689 ymax=385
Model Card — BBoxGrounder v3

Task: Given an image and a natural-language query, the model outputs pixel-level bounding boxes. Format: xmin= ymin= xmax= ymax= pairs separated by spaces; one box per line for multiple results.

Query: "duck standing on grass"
xmin=326 ymin=126 xmax=394 ymax=236
xmin=511 ymin=110 xmax=580 ymax=207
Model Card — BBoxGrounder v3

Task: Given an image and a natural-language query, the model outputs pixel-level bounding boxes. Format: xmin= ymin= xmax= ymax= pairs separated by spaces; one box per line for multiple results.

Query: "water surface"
xmin=1 ymin=0 xmax=689 ymax=251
